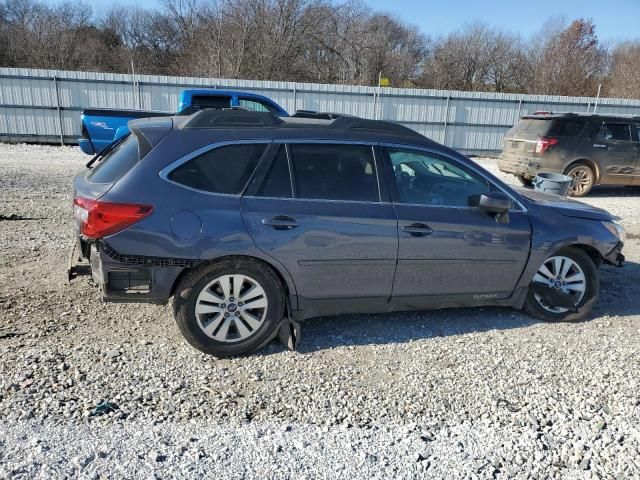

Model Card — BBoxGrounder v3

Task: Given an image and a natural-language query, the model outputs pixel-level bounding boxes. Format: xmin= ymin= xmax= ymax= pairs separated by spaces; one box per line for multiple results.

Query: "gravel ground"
xmin=1 ymin=143 xmax=639 ymax=479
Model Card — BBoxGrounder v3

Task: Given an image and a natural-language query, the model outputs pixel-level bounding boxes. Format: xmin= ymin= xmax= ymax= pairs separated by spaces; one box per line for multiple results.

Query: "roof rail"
xmin=331 ymin=116 xmax=424 ymax=138
xmin=292 ymin=110 xmax=344 ymax=120
xmin=183 ymin=109 xmax=283 ymax=129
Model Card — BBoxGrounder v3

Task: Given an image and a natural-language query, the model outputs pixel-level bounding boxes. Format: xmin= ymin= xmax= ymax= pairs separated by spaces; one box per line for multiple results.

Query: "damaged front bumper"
xmin=604 ymin=242 xmax=625 ymax=267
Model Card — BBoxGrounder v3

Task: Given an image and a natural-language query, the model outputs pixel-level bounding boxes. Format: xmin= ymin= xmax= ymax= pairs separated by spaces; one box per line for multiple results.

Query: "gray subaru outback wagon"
xmin=70 ymin=110 xmax=625 ymax=357
xmin=498 ymin=113 xmax=640 ymax=196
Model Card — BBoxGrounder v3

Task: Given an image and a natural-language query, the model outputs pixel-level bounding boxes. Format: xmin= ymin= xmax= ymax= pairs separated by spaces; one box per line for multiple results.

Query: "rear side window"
xmin=88 ymin=135 xmax=139 ymax=183
xmin=168 ymin=143 xmax=267 ymax=194
xmin=255 ymin=146 xmax=292 ymax=198
xmin=635 ymin=123 xmax=640 ymax=142
xmin=288 ymin=144 xmax=379 ymax=202
xmin=596 ymin=123 xmax=632 ymax=141
xmin=191 ymin=95 xmax=231 ymax=109
xmin=551 ymin=120 xmax=585 ymax=137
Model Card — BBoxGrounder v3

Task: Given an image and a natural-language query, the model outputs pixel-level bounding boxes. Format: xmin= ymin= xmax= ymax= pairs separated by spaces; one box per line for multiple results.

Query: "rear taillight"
xmin=535 ymin=136 xmax=559 ymax=154
xmin=73 ymin=197 xmax=153 ymax=239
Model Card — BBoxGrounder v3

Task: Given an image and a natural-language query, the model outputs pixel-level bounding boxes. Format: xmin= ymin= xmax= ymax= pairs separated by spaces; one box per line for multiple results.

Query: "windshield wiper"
xmin=86 ymin=133 xmax=130 ymax=169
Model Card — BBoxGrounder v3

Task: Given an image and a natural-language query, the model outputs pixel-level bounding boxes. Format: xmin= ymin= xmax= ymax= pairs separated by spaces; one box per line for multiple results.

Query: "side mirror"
xmin=468 ymin=192 xmax=513 ymax=223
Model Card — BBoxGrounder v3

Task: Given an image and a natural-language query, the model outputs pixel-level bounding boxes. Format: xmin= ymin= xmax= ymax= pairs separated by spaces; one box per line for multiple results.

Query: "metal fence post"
xmin=292 ymin=85 xmax=297 ymax=113
xmin=442 ymin=95 xmax=451 ymax=146
xmin=137 ymin=81 xmax=143 ymax=109
xmin=372 ymin=91 xmax=378 ymax=120
xmin=53 ymin=75 xmax=64 ymax=146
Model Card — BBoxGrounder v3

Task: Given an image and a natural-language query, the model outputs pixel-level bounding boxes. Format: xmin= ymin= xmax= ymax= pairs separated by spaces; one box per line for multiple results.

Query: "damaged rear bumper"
xmin=67 ymin=239 xmax=185 ymax=304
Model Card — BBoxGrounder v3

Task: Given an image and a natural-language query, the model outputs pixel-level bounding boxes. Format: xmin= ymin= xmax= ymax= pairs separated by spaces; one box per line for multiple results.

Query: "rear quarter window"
xmin=167 ymin=143 xmax=267 ymax=194
xmin=87 ymin=135 xmax=139 ymax=183
xmin=550 ymin=120 xmax=585 ymax=137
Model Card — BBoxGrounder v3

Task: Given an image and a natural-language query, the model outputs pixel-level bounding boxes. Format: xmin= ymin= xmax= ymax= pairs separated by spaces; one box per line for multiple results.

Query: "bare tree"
xmin=0 ymin=0 xmax=638 ymax=98
xmin=529 ymin=18 xmax=606 ymax=96
xmin=606 ymin=41 xmax=640 ymax=99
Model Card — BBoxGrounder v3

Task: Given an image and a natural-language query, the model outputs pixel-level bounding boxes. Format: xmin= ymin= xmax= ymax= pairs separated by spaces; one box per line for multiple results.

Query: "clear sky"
xmin=68 ymin=0 xmax=640 ymax=44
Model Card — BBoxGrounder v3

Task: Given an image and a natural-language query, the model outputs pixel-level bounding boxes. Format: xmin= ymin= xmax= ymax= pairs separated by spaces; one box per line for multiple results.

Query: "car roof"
xmin=170 ymin=109 xmax=435 ymax=146
xmin=522 ymin=112 xmax=640 ymax=121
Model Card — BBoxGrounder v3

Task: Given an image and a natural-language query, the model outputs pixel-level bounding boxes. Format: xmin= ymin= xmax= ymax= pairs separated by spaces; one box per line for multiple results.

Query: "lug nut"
xmin=224 ymin=312 xmax=229 ymax=317
xmin=235 ymin=311 xmax=240 ymax=316
xmin=221 ymin=303 xmax=226 ymax=308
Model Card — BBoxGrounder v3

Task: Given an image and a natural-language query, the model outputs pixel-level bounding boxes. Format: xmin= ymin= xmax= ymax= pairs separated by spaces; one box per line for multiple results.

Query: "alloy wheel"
xmin=532 ymin=256 xmax=586 ymax=313
xmin=195 ymin=274 xmax=268 ymax=342
xmin=567 ymin=166 xmax=593 ymax=196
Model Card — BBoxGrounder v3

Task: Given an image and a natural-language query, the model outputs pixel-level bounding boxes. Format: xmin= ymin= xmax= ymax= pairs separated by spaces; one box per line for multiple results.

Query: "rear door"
xmin=382 ymin=146 xmax=532 ymax=307
xmin=590 ymin=121 xmax=637 ymax=185
xmin=241 ymin=142 xmax=398 ymax=311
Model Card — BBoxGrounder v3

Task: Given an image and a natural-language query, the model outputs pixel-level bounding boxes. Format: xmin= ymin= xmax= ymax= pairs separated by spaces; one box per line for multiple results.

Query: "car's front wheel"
xmin=524 ymin=247 xmax=599 ymax=322
xmin=174 ymin=258 xmax=285 ymax=357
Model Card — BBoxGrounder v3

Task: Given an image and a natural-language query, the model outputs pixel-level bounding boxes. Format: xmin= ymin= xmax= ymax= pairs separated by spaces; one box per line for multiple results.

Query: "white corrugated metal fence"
xmin=2 ymin=67 xmax=640 ymax=153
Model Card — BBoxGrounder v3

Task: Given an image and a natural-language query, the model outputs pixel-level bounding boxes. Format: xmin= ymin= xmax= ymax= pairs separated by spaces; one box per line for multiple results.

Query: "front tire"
xmin=173 ymin=258 xmax=285 ymax=357
xmin=524 ymin=247 xmax=599 ymax=322
xmin=565 ymin=163 xmax=595 ymax=197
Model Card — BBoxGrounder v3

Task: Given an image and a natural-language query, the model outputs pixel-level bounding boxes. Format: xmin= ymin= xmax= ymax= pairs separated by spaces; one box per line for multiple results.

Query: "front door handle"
xmin=402 ymin=223 xmax=433 ymax=236
xmin=593 ymin=144 xmax=609 ymax=149
xmin=263 ymin=215 xmax=298 ymax=230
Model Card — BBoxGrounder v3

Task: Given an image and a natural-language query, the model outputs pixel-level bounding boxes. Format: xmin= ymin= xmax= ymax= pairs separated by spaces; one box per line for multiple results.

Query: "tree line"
xmin=1 ymin=0 xmax=639 ymax=99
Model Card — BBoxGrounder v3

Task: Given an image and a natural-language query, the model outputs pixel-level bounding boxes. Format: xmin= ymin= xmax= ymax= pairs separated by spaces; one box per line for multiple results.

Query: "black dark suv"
xmin=498 ymin=113 xmax=640 ymax=196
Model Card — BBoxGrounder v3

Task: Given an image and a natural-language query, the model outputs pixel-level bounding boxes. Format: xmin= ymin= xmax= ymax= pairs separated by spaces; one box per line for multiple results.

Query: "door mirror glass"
xmin=468 ymin=192 xmax=513 ymax=223
xmin=468 ymin=192 xmax=512 ymax=212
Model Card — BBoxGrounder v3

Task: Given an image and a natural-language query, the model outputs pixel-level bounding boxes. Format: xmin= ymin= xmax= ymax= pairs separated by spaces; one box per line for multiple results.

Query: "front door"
xmin=591 ymin=121 xmax=638 ymax=185
xmin=241 ymin=143 xmax=398 ymax=312
xmin=383 ymin=146 xmax=532 ymax=307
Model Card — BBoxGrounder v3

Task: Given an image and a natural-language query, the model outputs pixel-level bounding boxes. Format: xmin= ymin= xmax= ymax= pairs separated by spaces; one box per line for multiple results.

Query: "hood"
xmin=513 ymin=186 xmax=614 ymax=222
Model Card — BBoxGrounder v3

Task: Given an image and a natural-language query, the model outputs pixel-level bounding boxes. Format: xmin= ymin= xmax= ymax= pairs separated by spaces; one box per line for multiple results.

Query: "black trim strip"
xmin=101 ymin=242 xmax=195 ymax=268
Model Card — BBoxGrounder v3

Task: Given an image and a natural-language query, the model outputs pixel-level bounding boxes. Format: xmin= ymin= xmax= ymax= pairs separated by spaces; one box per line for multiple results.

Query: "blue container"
xmin=533 ymin=172 xmax=573 ymax=196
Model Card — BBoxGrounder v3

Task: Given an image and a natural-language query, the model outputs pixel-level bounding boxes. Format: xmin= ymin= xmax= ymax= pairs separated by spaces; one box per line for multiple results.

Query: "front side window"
xmin=288 ymin=144 xmax=379 ymax=202
xmin=168 ymin=143 xmax=267 ymax=194
xmin=635 ymin=123 xmax=640 ymax=142
xmin=238 ymin=98 xmax=278 ymax=114
xmin=388 ymin=148 xmax=492 ymax=207
xmin=597 ymin=123 xmax=632 ymax=141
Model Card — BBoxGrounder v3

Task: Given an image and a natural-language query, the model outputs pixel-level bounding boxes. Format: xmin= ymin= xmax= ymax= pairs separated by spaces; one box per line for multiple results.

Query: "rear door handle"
xmin=401 ymin=223 xmax=433 ymax=236
xmin=263 ymin=215 xmax=298 ymax=230
xmin=593 ymin=144 xmax=608 ymax=149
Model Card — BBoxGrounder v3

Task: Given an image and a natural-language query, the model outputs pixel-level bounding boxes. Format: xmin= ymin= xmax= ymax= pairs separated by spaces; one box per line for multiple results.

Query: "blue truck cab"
xmin=79 ymin=89 xmax=288 ymax=155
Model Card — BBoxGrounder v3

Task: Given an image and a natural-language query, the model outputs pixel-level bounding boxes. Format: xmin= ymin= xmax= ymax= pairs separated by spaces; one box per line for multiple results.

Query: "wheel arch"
xmin=567 ymin=243 xmax=604 ymax=268
xmin=563 ymin=158 xmax=601 ymax=183
xmin=170 ymin=254 xmax=298 ymax=308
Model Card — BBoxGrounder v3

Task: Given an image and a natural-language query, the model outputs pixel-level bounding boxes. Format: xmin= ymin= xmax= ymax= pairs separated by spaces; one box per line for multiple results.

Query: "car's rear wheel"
xmin=515 ymin=174 xmax=534 ymax=187
xmin=174 ymin=258 xmax=285 ymax=357
xmin=524 ymin=247 xmax=599 ymax=322
xmin=565 ymin=163 xmax=595 ymax=197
